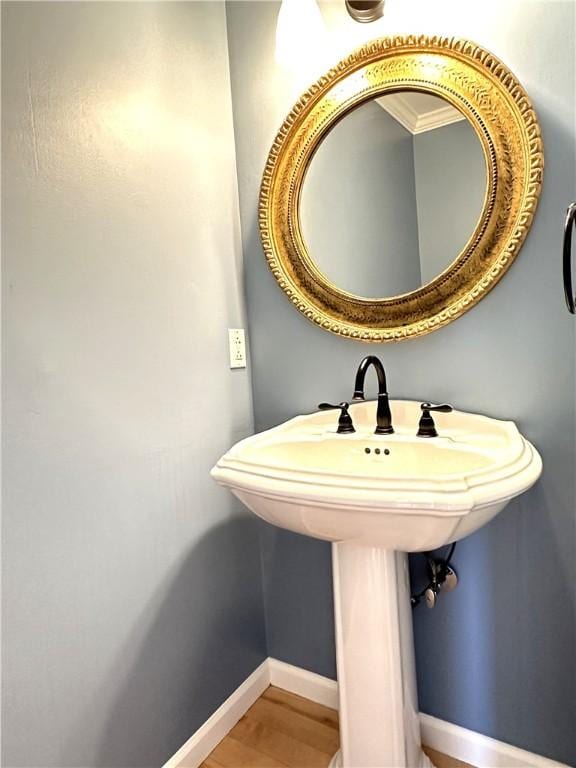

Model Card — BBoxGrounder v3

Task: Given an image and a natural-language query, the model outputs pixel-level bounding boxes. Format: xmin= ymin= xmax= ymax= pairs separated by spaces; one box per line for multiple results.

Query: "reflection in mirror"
xmin=300 ymin=91 xmax=487 ymax=299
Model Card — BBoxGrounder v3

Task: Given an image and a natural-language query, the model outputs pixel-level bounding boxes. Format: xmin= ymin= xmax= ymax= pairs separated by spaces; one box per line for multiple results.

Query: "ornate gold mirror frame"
xmin=259 ymin=36 xmax=543 ymax=341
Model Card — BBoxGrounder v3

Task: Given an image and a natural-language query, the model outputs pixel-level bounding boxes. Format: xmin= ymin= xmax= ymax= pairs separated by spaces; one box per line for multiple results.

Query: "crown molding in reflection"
xmin=376 ymin=93 xmax=465 ymax=134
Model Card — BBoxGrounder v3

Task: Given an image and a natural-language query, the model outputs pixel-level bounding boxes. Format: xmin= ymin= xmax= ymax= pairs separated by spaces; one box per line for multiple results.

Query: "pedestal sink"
xmin=211 ymin=400 xmax=542 ymax=768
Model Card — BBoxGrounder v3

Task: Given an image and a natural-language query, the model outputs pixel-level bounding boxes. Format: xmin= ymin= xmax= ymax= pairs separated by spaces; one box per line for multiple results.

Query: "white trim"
xmin=162 ymin=660 xmax=270 ymax=768
xmin=420 ymin=714 xmax=573 ymax=768
xmin=376 ymin=94 xmax=419 ymax=133
xmin=376 ymin=93 xmax=465 ymax=134
xmin=268 ymin=657 xmax=338 ymax=709
xmin=413 ymin=104 xmax=466 ymax=134
xmin=164 ymin=658 xmax=572 ymax=768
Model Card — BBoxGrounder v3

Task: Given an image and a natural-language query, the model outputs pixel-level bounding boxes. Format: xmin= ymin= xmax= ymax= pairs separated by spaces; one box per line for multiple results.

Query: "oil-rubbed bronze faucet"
xmin=352 ymin=355 xmax=394 ymax=434
xmin=318 ymin=401 xmax=356 ymax=434
xmin=417 ymin=403 xmax=453 ymax=437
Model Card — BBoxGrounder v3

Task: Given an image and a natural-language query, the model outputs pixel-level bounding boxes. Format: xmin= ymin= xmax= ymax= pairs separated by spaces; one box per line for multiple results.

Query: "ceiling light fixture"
xmin=345 ymin=0 xmax=385 ymax=23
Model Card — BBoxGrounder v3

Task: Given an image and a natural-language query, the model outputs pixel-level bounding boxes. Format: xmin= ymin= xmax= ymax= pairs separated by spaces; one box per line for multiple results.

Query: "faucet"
xmin=352 ymin=355 xmax=394 ymax=434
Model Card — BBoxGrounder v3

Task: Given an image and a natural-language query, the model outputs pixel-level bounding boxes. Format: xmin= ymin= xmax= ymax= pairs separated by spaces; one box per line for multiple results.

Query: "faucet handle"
xmin=417 ymin=403 xmax=453 ymax=438
xmin=318 ymin=402 xmax=356 ymax=434
xmin=421 ymin=403 xmax=453 ymax=413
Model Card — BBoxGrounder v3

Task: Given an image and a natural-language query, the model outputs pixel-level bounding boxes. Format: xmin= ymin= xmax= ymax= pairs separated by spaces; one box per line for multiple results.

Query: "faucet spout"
xmin=352 ymin=355 xmax=394 ymax=435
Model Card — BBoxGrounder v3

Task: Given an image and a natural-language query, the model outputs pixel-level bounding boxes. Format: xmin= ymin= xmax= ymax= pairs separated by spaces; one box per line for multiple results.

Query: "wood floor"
xmin=200 ymin=686 xmax=473 ymax=768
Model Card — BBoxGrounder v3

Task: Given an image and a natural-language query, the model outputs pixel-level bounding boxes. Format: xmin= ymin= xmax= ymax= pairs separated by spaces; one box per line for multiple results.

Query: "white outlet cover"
xmin=228 ymin=328 xmax=246 ymax=369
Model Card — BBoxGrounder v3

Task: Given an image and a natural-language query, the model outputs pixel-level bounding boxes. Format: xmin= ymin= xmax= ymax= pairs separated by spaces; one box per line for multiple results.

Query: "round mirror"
xmin=300 ymin=92 xmax=487 ymax=299
xmin=259 ymin=36 xmax=543 ymax=342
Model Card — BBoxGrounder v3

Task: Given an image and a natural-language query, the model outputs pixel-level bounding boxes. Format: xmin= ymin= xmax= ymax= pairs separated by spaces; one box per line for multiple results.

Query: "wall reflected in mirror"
xmin=300 ymin=91 xmax=487 ymax=299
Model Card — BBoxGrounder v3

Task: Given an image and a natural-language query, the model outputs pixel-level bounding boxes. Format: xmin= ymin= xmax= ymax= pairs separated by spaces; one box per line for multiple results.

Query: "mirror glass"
xmin=300 ymin=91 xmax=487 ymax=299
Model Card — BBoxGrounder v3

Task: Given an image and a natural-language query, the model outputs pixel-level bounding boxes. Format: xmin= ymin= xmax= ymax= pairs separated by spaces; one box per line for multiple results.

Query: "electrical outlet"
xmin=228 ymin=328 xmax=246 ymax=369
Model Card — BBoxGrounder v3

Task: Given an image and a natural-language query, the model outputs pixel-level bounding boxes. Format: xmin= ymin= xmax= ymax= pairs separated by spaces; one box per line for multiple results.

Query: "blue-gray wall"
xmin=2 ymin=2 xmax=575 ymax=766
xmin=2 ymin=3 xmax=266 ymax=766
xmin=226 ymin=1 xmax=576 ymax=764
xmin=302 ymin=101 xmax=421 ymax=297
xmin=414 ymin=119 xmax=486 ymax=284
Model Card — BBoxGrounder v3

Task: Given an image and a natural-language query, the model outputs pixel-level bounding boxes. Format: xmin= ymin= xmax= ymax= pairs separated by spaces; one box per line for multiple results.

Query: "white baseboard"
xmin=162 ymin=659 xmax=270 ymax=768
xmin=420 ymin=713 xmax=572 ymax=768
xmin=268 ymin=657 xmax=339 ymax=710
xmin=164 ymin=657 xmax=572 ymax=768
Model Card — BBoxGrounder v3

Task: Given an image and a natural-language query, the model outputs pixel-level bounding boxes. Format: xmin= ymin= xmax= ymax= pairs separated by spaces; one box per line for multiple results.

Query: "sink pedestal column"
xmin=329 ymin=543 xmax=433 ymax=768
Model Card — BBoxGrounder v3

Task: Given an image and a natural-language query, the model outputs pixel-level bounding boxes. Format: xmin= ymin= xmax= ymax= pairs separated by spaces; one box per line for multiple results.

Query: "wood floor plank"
xmin=423 ymin=746 xmax=473 ymax=768
xmin=201 ymin=687 xmax=474 ymax=768
xmin=246 ymin=698 xmax=340 ymax=755
xmin=231 ymin=714 xmax=333 ymax=768
xmin=210 ymin=735 xmax=290 ymax=767
xmin=262 ymin=687 xmax=339 ymax=729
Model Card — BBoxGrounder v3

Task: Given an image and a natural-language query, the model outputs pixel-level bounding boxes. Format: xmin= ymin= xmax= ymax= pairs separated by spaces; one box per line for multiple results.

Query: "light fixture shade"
xmin=275 ymin=0 xmax=328 ymax=82
xmin=345 ymin=0 xmax=385 ymax=23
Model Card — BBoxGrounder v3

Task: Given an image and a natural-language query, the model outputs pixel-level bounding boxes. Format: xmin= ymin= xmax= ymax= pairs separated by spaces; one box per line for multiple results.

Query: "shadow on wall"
xmin=261 ymin=525 xmax=337 ymax=680
xmin=71 ymin=517 xmax=267 ymax=768
xmin=411 ymin=484 xmax=576 ymax=764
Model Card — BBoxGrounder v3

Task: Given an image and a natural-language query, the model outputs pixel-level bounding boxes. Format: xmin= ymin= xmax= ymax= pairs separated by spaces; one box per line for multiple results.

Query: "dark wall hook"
xmin=563 ymin=202 xmax=576 ymax=314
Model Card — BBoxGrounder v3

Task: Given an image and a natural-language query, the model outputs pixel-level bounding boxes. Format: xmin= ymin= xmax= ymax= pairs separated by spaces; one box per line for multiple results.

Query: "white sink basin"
xmin=212 ymin=400 xmax=542 ymax=551
xmin=212 ymin=399 xmax=542 ymax=768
